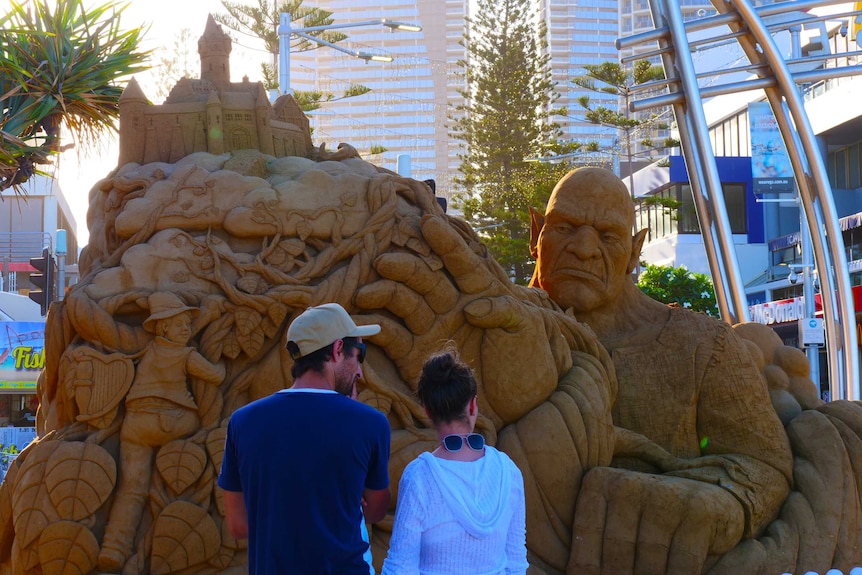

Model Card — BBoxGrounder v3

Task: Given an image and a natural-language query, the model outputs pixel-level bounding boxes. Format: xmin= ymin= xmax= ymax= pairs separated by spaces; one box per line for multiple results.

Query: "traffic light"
xmin=28 ymin=247 xmax=54 ymax=316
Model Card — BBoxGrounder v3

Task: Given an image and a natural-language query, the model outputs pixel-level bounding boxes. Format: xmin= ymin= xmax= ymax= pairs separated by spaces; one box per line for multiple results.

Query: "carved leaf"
xmin=156 ymin=441 xmax=207 ymax=496
xmin=267 ymin=301 xmax=288 ymax=327
xmin=208 ymin=542 xmax=234 ymax=569
xmin=45 ymin=442 xmax=116 ymax=521
xmin=213 ymin=484 xmax=225 ymax=518
xmin=237 ymin=274 xmax=269 ymax=295
xmin=234 ymin=307 xmax=262 ymax=336
xmin=192 ymin=378 xmax=224 ymax=430
xmin=206 ymin=427 xmax=227 ymax=477
xmin=297 ymin=219 xmax=312 ymax=241
xmin=150 ymin=501 xmax=220 ymax=575
xmin=260 ymin=316 xmax=278 ymax=339
xmin=238 ymin=328 xmax=264 ymax=358
xmin=199 ymin=314 xmax=235 ymax=363
xmin=12 ymin=441 xmax=62 ymax=548
xmin=222 ymin=331 xmax=241 ymax=360
xmin=38 ymin=520 xmax=99 ymax=575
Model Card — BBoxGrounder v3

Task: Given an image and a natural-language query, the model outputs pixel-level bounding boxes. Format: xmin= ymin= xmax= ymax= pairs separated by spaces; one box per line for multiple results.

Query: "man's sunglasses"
xmin=441 ymin=433 xmax=485 ymax=452
xmin=343 ymin=341 xmax=366 ymax=363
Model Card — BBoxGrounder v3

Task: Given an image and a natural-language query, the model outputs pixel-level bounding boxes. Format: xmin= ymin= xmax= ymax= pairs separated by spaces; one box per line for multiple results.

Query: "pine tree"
xmin=215 ymin=0 xmax=370 ymax=111
xmin=452 ymin=0 xmax=566 ymax=283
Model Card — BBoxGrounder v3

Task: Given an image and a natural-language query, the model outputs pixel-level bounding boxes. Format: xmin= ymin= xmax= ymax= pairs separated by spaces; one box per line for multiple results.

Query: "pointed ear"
xmin=529 ymin=207 xmax=545 ymax=259
xmin=628 ymin=228 xmax=648 ymax=274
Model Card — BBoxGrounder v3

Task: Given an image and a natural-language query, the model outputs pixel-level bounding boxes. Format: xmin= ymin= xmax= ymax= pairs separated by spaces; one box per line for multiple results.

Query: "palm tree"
xmin=0 ymin=0 xmax=149 ymax=193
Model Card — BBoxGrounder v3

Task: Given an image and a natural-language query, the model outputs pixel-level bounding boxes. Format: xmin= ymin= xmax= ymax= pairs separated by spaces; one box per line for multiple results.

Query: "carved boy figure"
xmin=98 ymin=292 xmax=225 ymax=573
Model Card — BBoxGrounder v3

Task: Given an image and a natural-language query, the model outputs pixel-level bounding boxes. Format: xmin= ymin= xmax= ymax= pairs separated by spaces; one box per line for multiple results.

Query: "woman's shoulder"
xmin=486 ymin=446 xmax=525 ymax=481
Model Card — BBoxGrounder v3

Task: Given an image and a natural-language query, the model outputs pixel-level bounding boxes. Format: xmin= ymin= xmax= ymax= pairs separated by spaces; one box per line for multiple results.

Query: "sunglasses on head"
xmin=343 ymin=340 xmax=366 ymax=363
xmin=441 ymin=433 xmax=485 ymax=452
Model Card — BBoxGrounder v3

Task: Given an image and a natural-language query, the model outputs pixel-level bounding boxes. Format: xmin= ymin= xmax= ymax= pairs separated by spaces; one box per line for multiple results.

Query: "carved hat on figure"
xmin=142 ymin=292 xmax=200 ymax=333
xmin=286 ymin=303 xmax=380 ymax=359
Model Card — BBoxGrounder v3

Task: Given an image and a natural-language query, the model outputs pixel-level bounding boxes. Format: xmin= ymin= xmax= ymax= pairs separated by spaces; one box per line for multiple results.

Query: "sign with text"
xmin=749 ymin=102 xmax=795 ymax=194
xmin=799 ymin=318 xmax=825 ymax=347
xmin=0 ymin=322 xmax=45 ymax=391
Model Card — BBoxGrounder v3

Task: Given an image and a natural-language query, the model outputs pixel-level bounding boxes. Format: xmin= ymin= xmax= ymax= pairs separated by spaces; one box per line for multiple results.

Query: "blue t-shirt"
xmin=219 ymin=389 xmax=391 ymax=575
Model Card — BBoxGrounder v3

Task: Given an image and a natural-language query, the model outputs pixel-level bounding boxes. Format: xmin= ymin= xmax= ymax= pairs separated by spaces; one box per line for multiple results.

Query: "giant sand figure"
xmin=1 ymin=17 xmax=861 ymax=575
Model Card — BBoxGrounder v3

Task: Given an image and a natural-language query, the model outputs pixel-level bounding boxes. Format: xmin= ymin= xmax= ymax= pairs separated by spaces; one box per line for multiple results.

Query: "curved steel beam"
xmin=719 ymin=0 xmax=858 ymax=399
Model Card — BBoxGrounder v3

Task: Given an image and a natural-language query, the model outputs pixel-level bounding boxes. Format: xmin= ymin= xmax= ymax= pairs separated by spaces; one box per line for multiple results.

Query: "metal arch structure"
xmin=618 ymin=0 xmax=862 ymax=400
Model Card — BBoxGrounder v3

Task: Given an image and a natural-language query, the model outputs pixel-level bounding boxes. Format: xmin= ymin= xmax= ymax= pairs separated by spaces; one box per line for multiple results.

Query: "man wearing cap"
xmin=218 ymin=303 xmax=391 ymax=575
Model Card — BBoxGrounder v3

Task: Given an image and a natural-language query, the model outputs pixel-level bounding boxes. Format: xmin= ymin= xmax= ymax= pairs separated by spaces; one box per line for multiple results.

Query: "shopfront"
xmin=749 ymin=286 xmax=862 ymax=400
xmin=0 ymin=321 xmax=42 ymax=452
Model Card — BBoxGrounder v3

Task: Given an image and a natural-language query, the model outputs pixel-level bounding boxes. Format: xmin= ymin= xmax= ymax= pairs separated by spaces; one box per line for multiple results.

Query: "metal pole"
xmin=55 ymin=230 xmax=66 ymax=302
xmin=789 ymin=24 xmax=821 ymax=389
xmin=651 ymin=0 xmax=750 ymax=324
xmin=278 ymin=13 xmax=293 ymax=95
xmin=726 ymin=0 xmax=858 ymax=400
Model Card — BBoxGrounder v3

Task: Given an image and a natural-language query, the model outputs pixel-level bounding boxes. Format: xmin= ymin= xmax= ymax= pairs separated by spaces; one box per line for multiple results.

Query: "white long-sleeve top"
xmin=381 ymin=446 xmax=528 ymax=575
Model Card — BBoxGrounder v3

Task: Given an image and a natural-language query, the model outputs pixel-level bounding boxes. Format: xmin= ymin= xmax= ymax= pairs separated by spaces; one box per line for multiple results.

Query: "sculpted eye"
xmin=553 ymin=223 xmax=574 ymax=235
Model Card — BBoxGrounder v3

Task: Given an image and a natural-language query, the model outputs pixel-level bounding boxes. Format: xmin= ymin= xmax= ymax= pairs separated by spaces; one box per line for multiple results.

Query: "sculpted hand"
xmin=356 ymin=215 xmax=579 ymax=426
xmin=569 ymin=467 xmax=745 ymax=575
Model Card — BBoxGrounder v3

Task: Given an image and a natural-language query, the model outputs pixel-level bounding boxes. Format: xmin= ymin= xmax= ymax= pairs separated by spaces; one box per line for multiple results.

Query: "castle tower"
xmin=118 ymin=77 xmax=149 ymax=165
xmin=206 ymin=90 xmax=225 ymax=155
xmin=255 ymin=83 xmax=275 ymax=155
xmin=198 ymin=15 xmax=232 ymax=92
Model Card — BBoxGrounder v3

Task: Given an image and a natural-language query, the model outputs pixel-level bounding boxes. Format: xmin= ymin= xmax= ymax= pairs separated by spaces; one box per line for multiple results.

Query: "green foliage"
xmin=0 ymin=0 xmax=149 ymax=192
xmin=573 ymin=60 xmax=679 ymax=182
xmin=216 ymin=1 xmax=368 ymax=109
xmin=452 ymin=0 xmax=564 ymax=283
xmin=637 ymin=263 xmax=719 ymax=316
xmin=216 ymin=0 xmax=347 ymax=57
xmin=369 ymin=145 xmax=387 ymax=155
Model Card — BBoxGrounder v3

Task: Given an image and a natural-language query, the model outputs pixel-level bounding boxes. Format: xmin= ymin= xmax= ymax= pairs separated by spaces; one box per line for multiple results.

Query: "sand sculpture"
xmin=2 ymin=18 xmax=862 ymax=575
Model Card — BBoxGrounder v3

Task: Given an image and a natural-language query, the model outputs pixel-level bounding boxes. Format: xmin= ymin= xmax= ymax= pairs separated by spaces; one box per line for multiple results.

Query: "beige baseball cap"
xmin=286 ymin=303 xmax=380 ymax=359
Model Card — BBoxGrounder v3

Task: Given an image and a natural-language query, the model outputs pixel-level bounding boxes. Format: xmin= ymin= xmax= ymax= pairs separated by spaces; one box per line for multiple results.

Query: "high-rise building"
xmin=289 ymin=0 xmax=467 ymax=199
xmin=540 ymin=0 xmax=620 ymax=153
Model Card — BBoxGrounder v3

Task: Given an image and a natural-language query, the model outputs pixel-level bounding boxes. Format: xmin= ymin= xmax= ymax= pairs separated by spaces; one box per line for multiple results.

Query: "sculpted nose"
xmin=566 ymin=226 xmax=600 ymax=257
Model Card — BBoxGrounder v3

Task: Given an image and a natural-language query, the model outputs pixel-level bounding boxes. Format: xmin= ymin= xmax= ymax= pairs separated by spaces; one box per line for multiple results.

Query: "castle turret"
xmin=118 ymin=77 xmax=149 ymax=165
xmin=206 ymin=90 xmax=225 ymax=155
xmin=255 ymin=83 xmax=274 ymax=155
xmin=198 ymin=15 xmax=232 ymax=92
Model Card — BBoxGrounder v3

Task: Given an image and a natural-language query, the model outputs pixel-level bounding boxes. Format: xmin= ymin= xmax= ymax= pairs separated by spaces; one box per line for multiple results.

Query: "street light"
xmin=277 ymin=13 xmax=422 ymax=96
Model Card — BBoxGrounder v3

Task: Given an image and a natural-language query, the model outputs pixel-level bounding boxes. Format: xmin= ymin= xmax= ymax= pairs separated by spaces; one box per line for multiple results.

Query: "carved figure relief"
xmin=1 ymin=17 xmax=861 ymax=575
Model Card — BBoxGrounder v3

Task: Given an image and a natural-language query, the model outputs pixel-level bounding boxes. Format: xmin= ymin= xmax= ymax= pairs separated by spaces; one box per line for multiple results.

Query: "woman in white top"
xmin=381 ymin=351 xmax=528 ymax=575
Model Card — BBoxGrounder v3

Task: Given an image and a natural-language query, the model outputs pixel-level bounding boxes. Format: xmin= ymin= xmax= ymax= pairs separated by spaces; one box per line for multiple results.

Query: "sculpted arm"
xmin=187 ymin=350 xmax=226 ymax=384
xmin=667 ymin=326 xmax=793 ymax=537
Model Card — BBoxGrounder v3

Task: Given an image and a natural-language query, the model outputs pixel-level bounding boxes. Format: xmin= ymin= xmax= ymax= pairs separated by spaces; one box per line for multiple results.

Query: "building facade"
xmin=289 ymin=0 xmax=465 ymax=197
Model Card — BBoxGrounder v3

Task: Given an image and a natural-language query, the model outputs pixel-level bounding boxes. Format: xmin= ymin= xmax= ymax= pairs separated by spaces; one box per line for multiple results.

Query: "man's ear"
xmin=529 ymin=207 xmax=545 ymax=259
xmin=628 ymin=228 xmax=649 ymax=274
xmin=332 ymin=339 xmax=344 ymax=362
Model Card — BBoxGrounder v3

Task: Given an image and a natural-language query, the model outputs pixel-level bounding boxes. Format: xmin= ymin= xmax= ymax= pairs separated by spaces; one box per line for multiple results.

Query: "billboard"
xmin=749 ymin=102 xmax=795 ymax=194
xmin=0 ymin=322 xmax=45 ymax=391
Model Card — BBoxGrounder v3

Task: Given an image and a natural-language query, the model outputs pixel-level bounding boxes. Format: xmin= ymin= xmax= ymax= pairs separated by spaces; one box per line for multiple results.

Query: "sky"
xmin=2 ymin=0 xmax=265 ymax=245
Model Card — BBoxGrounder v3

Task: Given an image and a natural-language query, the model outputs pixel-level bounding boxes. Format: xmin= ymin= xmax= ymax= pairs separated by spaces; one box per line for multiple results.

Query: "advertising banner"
xmin=0 ymin=321 xmax=45 ymax=391
xmin=749 ymin=102 xmax=795 ymax=194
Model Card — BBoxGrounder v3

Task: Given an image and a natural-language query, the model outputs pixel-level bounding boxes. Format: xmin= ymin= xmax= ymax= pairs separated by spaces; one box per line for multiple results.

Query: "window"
xmin=644 ymin=182 xmax=747 ymax=240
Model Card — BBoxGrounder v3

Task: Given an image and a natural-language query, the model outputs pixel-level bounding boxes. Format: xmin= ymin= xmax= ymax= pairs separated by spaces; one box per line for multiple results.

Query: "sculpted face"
xmin=532 ymin=168 xmax=639 ymax=313
xmin=159 ymin=312 xmax=193 ymax=345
